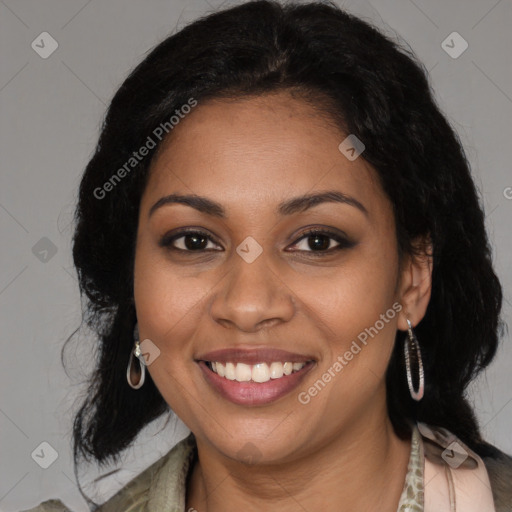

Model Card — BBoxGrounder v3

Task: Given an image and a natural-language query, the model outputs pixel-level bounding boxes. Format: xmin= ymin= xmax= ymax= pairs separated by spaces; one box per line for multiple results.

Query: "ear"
xmin=396 ymin=235 xmax=433 ymax=331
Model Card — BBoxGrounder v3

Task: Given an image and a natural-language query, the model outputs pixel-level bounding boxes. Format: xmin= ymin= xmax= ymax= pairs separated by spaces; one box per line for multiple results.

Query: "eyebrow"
xmin=148 ymin=190 xmax=369 ymax=219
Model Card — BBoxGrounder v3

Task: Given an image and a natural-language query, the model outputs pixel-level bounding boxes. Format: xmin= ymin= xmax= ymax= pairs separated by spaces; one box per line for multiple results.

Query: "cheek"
xmin=296 ymin=246 xmax=398 ymax=337
xmin=291 ymin=239 xmax=400 ymax=383
xmin=133 ymin=248 xmax=207 ymax=419
xmin=133 ymin=246 xmax=207 ymax=353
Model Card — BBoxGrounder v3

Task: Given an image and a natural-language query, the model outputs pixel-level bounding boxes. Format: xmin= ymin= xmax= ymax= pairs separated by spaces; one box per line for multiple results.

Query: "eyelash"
xmin=159 ymin=227 xmax=355 ymax=256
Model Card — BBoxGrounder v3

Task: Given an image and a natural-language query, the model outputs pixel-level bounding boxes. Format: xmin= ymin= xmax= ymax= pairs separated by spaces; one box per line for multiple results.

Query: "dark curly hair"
xmin=68 ymin=0 xmax=505 ymax=501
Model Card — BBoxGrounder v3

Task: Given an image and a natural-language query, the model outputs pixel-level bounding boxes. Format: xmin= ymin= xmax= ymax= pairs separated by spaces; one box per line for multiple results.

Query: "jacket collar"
xmin=111 ymin=424 xmax=501 ymax=512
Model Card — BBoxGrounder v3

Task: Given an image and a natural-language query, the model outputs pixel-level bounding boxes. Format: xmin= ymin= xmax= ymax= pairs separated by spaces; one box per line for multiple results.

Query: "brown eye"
xmin=304 ymin=233 xmax=334 ymax=251
xmin=289 ymin=228 xmax=355 ymax=254
xmin=159 ymin=229 xmax=222 ymax=252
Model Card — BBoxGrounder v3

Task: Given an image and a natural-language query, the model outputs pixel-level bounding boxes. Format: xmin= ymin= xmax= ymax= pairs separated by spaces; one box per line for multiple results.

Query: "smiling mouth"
xmin=196 ymin=357 xmax=315 ymax=406
xmin=203 ymin=360 xmax=314 ymax=383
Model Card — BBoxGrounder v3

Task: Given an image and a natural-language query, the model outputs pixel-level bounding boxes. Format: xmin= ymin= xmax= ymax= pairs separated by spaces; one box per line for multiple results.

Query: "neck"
xmin=186 ymin=405 xmax=411 ymax=512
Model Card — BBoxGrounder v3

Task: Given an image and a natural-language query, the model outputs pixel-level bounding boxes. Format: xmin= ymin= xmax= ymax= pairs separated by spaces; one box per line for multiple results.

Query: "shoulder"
xmin=19 ymin=499 xmax=71 ymax=512
xmin=482 ymin=447 xmax=512 ymax=512
xmin=418 ymin=422 xmax=512 ymax=512
xmin=20 ymin=433 xmax=197 ymax=512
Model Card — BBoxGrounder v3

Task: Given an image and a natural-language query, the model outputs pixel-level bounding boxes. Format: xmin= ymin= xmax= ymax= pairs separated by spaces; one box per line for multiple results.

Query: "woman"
xmin=24 ymin=1 xmax=512 ymax=511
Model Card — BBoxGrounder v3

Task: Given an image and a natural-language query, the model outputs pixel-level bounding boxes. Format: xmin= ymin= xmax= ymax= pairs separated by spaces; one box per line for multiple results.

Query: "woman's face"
xmin=134 ymin=91 xmax=422 ymax=462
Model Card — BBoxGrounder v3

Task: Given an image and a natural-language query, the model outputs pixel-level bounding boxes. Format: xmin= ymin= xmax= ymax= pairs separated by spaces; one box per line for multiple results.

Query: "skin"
xmin=133 ymin=91 xmax=432 ymax=512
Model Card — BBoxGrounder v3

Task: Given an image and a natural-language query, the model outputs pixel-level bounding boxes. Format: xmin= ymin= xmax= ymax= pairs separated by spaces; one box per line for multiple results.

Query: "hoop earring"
xmin=404 ymin=318 xmax=424 ymax=401
xmin=127 ymin=323 xmax=146 ymax=389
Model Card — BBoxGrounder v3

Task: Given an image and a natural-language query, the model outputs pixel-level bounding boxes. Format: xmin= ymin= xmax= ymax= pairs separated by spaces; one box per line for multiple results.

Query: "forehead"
xmin=142 ymin=92 xmax=389 ymax=220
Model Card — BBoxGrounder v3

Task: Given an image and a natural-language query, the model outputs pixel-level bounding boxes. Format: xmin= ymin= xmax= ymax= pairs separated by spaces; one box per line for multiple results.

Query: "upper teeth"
xmin=209 ymin=361 xmax=307 ymax=383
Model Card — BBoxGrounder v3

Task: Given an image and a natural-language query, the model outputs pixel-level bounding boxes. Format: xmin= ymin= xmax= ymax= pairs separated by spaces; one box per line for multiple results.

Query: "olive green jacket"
xmin=22 ymin=426 xmax=512 ymax=512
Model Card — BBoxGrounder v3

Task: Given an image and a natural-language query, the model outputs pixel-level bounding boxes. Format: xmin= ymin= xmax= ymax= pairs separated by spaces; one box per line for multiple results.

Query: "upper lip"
xmin=196 ymin=347 xmax=316 ymax=365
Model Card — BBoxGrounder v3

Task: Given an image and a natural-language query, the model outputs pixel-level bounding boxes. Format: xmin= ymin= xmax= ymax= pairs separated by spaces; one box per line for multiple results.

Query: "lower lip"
xmin=197 ymin=361 xmax=315 ymax=406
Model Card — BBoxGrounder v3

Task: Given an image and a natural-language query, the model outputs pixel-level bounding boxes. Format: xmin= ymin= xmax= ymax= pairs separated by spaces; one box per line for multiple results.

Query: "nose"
xmin=209 ymin=252 xmax=296 ymax=333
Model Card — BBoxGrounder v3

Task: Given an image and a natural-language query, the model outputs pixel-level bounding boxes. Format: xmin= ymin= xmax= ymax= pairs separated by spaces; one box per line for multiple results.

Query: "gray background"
xmin=1 ymin=0 xmax=511 ymax=510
